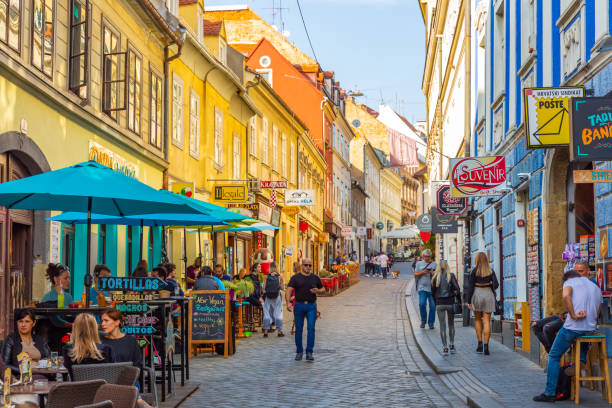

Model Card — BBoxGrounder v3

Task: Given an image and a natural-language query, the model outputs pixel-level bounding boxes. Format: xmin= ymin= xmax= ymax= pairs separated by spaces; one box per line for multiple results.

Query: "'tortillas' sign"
xmin=450 ymin=156 xmax=507 ymax=197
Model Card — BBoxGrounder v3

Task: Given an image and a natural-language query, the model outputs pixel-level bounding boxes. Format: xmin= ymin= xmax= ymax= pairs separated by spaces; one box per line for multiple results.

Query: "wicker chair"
xmin=75 ymin=384 xmax=139 ymax=408
xmin=116 ymin=365 xmax=140 ymax=387
xmin=72 ymin=362 xmax=132 ymax=384
xmin=47 ymin=379 xmax=106 ymax=408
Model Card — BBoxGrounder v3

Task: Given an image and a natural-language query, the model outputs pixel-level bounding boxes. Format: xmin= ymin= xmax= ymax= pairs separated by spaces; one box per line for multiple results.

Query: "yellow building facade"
xmin=166 ymin=0 xmax=257 ymax=279
xmin=245 ymin=75 xmax=305 ymax=281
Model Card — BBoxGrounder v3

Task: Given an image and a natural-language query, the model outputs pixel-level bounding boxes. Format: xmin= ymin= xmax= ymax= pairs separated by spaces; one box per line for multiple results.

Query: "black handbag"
xmin=494 ymin=298 xmax=503 ymax=315
xmin=453 ymin=300 xmax=463 ymax=314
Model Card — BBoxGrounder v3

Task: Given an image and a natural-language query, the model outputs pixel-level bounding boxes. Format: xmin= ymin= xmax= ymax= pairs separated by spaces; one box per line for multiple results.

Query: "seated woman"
xmin=99 ymin=308 xmax=141 ymax=367
xmin=41 ymin=263 xmax=73 ymax=326
xmin=62 ymin=313 xmax=114 ymax=379
xmin=2 ymin=309 xmax=50 ymax=376
xmin=163 ymin=263 xmax=184 ymax=297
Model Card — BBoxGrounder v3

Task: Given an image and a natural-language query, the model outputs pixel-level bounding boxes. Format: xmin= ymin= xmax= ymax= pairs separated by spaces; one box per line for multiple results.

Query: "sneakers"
xmin=476 ymin=342 xmax=483 ymax=353
xmin=429 ymin=325 xmax=435 ymax=330
xmin=278 ymin=332 xmax=285 ymax=337
xmin=533 ymin=393 xmax=556 ymax=403
xmin=442 ymin=346 xmax=449 ymax=355
xmin=365 ymin=274 xmax=369 ymax=277
xmin=305 ymin=353 xmax=314 ymax=361
xmin=420 ymin=323 xmax=426 ymax=328
xmin=263 ymin=333 xmax=268 ymax=338
xmin=449 ymin=345 xmax=456 ymax=354
xmin=295 ymin=353 xmax=303 ymax=361
xmin=484 ymin=344 xmax=490 ymax=355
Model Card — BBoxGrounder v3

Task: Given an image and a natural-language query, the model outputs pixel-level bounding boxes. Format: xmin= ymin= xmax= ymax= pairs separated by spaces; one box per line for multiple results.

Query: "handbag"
xmin=453 ymin=300 xmax=463 ymax=314
xmin=494 ymin=298 xmax=503 ymax=315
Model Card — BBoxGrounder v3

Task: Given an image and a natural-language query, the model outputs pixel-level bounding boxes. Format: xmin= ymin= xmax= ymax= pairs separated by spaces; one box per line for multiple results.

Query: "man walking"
xmin=414 ymin=249 xmax=437 ymax=329
xmin=379 ymin=252 xmax=389 ymax=279
xmin=286 ymin=258 xmax=324 ymax=361
xmin=533 ymin=270 xmax=602 ymax=402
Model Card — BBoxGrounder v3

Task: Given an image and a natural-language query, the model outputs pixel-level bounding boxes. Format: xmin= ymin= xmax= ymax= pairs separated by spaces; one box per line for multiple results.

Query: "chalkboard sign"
xmin=570 ymin=97 xmax=612 ymax=161
xmin=189 ymin=290 xmax=230 ymax=358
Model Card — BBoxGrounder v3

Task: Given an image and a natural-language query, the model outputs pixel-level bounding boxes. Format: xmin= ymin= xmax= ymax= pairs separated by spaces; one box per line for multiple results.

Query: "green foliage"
xmin=233 ymin=279 xmax=255 ymax=297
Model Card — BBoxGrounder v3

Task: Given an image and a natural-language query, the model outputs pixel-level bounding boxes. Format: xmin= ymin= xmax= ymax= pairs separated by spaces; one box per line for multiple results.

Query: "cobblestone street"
xmin=182 ymin=263 xmax=465 ymax=408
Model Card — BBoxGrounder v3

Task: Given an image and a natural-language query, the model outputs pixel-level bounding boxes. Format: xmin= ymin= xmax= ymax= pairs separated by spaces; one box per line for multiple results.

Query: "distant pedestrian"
xmin=533 ymin=270 xmax=602 ymax=403
xmin=193 ymin=266 xmax=220 ymax=291
xmin=286 ymin=258 xmax=324 ymax=361
xmin=431 ymin=260 xmax=461 ymax=354
xmin=364 ymin=254 xmax=370 ymax=277
xmin=466 ymin=252 xmax=499 ymax=356
xmin=379 ymin=252 xmax=389 ymax=279
xmin=372 ymin=253 xmax=381 ymax=278
xmin=414 ymin=249 xmax=437 ymax=329
xmin=262 ymin=262 xmax=284 ymax=338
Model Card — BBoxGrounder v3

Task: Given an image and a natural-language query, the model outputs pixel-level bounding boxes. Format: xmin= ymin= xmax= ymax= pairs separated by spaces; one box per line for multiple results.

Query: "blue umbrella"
xmin=0 ymin=161 xmax=207 ymax=306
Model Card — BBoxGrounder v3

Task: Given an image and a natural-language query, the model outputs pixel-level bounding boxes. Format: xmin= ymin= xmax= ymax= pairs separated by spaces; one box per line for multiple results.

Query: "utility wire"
xmin=295 ymin=0 xmax=319 ymax=64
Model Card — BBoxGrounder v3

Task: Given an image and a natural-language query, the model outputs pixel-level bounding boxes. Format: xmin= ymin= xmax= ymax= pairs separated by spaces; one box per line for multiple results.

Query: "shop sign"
xmin=98 ymin=277 xmax=166 ymax=292
xmin=357 ymin=226 xmax=367 ymax=236
xmin=574 ymin=169 xmax=612 ymax=183
xmin=285 ymin=246 xmax=294 ymax=257
xmin=214 ymin=184 xmax=247 ymax=202
xmin=570 ymin=97 xmax=612 ymax=161
xmin=171 ymin=182 xmax=194 ymax=197
xmin=431 ymin=209 xmax=458 ymax=234
xmin=366 ymin=228 xmax=372 ymax=239
xmin=112 ymin=293 xmax=154 ymax=302
xmin=258 ymin=202 xmax=272 ymax=223
xmin=282 ymin=206 xmax=299 ymax=216
xmin=407 ymin=211 xmax=417 ymax=217
xmin=316 ymin=232 xmax=328 ymax=243
xmin=450 ymin=156 xmax=506 ymax=197
xmin=227 ymin=203 xmax=259 ymax=218
xmin=600 ymin=230 xmax=608 ymax=259
xmin=89 ymin=140 xmax=138 ymax=178
xmin=50 ymin=221 xmax=61 ymax=264
xmin=341 ymin=226 xmax=354 ymax=237
xmin=416 ymin=213 xmax=432 ymax=232
xmin=285 ymin=189 xmax=315 ymax=206
xmin=376 ymin=222 xmax=384 ymax=230
xmin=523 ymin=86 xmax=584 ymax=148
xmin=436 ymin=185 xmax=467 ymax=216
xmin=256 ymin=231 xmax=263 ymax=249
xmin=271 ymin=207 xmax=281 ymax=227
xmin=115 ymin=303 xmax=150 ymax=313
xmin=260 ymin=180 xmax=288 ymax=189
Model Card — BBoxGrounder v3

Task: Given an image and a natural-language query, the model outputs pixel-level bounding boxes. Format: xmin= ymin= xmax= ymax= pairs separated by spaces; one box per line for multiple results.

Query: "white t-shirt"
xmin=379 ymin=254 xmax=389 ymax=268
xmin=563 ymin=277 xmax=602 ymax=332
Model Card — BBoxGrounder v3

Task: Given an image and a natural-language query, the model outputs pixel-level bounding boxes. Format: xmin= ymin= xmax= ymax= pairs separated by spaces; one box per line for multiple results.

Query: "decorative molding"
xmin=493 ymin=106 xmax=505 ymax=148
xmin=562 ymin=15 xmax=582 ymax=81
xmin=517 ymin=53 xmax=537 ymax=78
xmin=556 ymin=0 xmax=583 ymax=29
xmin=491 ymin=92 xmax=506 ymax=111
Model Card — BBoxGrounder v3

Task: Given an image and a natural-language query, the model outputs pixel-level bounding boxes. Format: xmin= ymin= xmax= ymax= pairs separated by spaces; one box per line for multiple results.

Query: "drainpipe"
xmin=164 ymin=41 xmax=183 ymax=161
xmin=244 ymin=67 xmax=262 ymax=179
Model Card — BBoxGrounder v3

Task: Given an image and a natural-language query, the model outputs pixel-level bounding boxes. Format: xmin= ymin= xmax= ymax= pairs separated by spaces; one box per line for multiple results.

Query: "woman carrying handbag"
xmin=431 ymin=260 xmax=461 ymax=355
xmin=466 ymin=252 xmax=500 ymax=356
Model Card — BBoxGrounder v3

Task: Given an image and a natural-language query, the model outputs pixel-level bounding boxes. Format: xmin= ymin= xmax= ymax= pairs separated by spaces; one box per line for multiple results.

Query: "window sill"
xmin=214 ymin=163 xmax=224 ymax=173
xmin=172 ymin=140 xmax=184 ymax=150
xmin=189 ymin=151 xmax=199 ymax=160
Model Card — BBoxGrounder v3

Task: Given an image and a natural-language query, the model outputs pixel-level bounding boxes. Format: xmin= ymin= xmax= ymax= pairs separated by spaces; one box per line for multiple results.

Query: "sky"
xmin=205 ymin=0 xmax=426 ymax=123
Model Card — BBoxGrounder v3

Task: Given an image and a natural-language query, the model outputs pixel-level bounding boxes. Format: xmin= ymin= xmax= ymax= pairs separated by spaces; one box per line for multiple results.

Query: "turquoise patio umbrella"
xmin=0 ymin=161 xmax=207 ymax=306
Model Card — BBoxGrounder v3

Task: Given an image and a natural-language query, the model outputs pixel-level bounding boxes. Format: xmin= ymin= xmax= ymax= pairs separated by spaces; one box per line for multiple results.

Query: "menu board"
xmin=189 ymin=290 xmax=230 ymax=358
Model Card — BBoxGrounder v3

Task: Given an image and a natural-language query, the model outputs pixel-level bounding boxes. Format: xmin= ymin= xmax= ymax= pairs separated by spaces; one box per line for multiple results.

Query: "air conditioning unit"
xmin=248 ymin=178 xmax=261 ymax=192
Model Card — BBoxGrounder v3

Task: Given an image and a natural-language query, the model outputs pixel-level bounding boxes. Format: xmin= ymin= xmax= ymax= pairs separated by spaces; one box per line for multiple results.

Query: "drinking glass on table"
xmin=50 ymin=352 xmax=58 ymax=368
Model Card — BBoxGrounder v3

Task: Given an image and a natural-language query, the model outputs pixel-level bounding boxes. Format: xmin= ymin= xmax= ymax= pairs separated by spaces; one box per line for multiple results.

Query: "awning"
xmin=380 ymin=225 xmax=420 ymax=239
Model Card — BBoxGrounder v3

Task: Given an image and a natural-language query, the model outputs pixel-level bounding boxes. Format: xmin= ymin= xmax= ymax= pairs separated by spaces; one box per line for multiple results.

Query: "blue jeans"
xmin=294 ymin=302 xmax=317 ymax=353
xmin=374 ymin=265 xmax=381 ymax=275
xmin=544 ymin=327 xmax=591 ymax=396
xmin=418 ymin=290 xmax=436 ymax=327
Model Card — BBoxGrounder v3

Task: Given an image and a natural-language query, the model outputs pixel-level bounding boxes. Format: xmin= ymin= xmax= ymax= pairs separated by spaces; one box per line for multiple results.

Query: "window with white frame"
xmin=214 ymin=107 xmax=223 ymax=167
xmin=272 ymin=125 xmax=278 ymax=171
xmin=172 ymin=74 xmax=184 ymax=148
xmin=290 ymin=142 xmax=295 ymax=184
xmin=249 ymin=116 xmax=257 ymax=157
xmin=257 ymin=69 xmax=273 ymax=86
xmin=493 ymin=1 xmax=505 ymax=98
xmin=262 ymin=117 xmax=269 ymax=164
xmin=233 ymin=133 xmax=241 ymax=180
xmin=166 ymin=0 xmax=178 ymax=16
xmin=281 ymin=134 xmax=287 ymax=177
xmin=189 ymin=89 xmax=200 ymax=158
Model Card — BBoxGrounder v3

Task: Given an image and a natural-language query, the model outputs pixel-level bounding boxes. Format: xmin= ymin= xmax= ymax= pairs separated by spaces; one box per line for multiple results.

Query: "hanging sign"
xmin=376 ymin=222 xmax=384 ymax=230
xmin=258 ymin=202 xmax=272 ymax=223
xmin=431 ymin=209 xmax=458 ymax=234
xmin=227 ymin=203 xmax=259 ymax=217
xmin=416 ymin=213 xmax=432 ymax=232
xmin=419 ymin=231 xmax=431 ymax=243
xmin=256 ymin=231 xmax=263 ymax=249
xmin=285 ymin=189 xmax=315 ymax=206
xmin=171 ymin=181 xmax=194 ymax=197
xmin=573 ymin=169 xmax=612 ymax=183
xmin=282 ymin=206 xmax=299 ymax=216
xmin=214 ymin=184 xmax=247 ymax=202
xmin=98 ymin=277 xmax=166 ymax=292
xmin=112 ymin=293 xmax=154 ymax=302
xmin=341 ymin=226 xmax=354 ymax=237
xmin=366 ymin=228 xmax=372 ymax=239
xmin=436 ymin=185 xmax=467 ymax=215
xmin=260 ymin=180 xmax=288 ymax=189
xmin=523 ymin=87 xmax=584 ymax=148
xmin=357 ymin=226 xmax=367 ymax=236
xmin=570 ymin=97 xmax=612 ymax=161
xmin=189 ymin=290 xmax=231 ymax=358
xmin=450 ymin=156 xmax=506 ymax=197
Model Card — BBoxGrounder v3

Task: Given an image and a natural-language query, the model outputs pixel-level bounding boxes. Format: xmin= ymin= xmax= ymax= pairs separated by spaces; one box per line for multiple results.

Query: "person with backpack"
xmin=262 ymin=262 xmax=284 ymax=337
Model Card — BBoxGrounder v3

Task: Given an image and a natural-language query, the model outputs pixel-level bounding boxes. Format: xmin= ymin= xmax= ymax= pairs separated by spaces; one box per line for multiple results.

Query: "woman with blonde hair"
xmin=430 ymin=260 xmax=461 ymax=355
xmin=62 ymin=313 xmax=114 ymax=378
xmin=466 ymin=252 xmax=499 ymax=355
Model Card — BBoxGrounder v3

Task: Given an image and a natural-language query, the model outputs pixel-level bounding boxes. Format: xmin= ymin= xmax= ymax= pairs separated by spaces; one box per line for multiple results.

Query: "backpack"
xmin=264 ymin=274 xmax=281 ymax=299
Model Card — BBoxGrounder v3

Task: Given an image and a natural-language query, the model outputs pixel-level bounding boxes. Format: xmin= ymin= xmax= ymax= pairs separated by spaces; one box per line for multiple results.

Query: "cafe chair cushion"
xmin=47 ymin=379 xmax=106 ymax=408
xmin=73 ymin=362 xmax=132 ymax=384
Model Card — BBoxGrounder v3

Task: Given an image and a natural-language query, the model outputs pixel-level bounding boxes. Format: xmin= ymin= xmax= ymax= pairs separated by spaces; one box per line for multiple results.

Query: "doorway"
xmin=10 ymin=221 xmax=31 ymax=313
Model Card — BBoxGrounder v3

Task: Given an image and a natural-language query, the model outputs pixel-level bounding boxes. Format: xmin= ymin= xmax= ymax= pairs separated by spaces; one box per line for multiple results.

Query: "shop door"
xmin=63 ymin=225 xmax=75 ymax=283
xmin=10 ymin=221 xmax=31 ymax=313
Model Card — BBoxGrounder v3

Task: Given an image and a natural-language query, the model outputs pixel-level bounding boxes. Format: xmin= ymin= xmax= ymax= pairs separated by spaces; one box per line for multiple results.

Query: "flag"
xmin=270 ymin=189 xmax=277 ymax=208
xmin=387 ymin=128 xmax=418 ymax=168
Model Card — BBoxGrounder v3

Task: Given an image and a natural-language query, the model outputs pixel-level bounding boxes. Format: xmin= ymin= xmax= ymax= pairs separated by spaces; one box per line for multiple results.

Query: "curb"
xmin=403 ymin=278 xmax=506 ymax=408
xmin=403 ymin=279 xmax=462 ymax=374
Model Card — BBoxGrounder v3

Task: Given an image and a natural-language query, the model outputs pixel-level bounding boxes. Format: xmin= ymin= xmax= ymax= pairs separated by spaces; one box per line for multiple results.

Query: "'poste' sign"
xmin=450 ymin=156 xmax=506 ymax=197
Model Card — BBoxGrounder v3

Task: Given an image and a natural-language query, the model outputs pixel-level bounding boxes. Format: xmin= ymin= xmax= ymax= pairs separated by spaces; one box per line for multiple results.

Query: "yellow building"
xmin=0 ymin=0 xmax=184 ymax=334
xmin=380 ymin=168 xmax=403 ymax=251
xmin=164 ymin=1 xmax=258 ymax=279
xmin=244 ymin=72 xmax=305 ymax=281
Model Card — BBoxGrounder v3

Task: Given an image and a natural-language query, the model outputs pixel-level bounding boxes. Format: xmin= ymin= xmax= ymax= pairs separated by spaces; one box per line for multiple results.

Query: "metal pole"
xmin=139 ymin=219 xmax=144 ymax=261
xmin=183 ymin=227 xmax=188 ymax=278
xmin=84 ymin=197 xmax=93 ymax=307
xmin=198 ymin=226 xmax=202 ymax=258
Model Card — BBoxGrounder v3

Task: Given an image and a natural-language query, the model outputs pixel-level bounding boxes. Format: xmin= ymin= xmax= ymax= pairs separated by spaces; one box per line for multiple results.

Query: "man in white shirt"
xmin=534 ymin=270 xmax=602 ymax=402
xmin=379 ymin=252 xmax=389 ymax=279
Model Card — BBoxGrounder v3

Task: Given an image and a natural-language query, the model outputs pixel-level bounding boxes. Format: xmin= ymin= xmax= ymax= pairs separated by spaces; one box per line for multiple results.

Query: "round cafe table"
xmin=10 ymin=381 xmax=57 ymax=408
xmin=32 ymin=366 xmax=69 ymax=381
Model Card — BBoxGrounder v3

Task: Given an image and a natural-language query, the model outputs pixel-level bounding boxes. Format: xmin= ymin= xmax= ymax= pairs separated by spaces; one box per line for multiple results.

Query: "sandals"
xmin=278 ymin=331 xmax=285 ymax=337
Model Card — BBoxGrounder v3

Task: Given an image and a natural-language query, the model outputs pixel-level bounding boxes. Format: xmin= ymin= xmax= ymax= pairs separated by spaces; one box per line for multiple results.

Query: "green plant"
xmin=233 ymin=279 xmax=255 ymax=297
xmin=319 ymin=269 xmax=330 ymax=277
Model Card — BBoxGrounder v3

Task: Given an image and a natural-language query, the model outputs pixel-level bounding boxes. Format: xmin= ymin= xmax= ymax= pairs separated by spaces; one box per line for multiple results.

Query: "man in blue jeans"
xmin=414 ymin=249 xmax=437 ymax=329
xmin=286 ymin=258 xmax=324 ymax=361
xmin=533 ymin=270 xmax=602 ymax=402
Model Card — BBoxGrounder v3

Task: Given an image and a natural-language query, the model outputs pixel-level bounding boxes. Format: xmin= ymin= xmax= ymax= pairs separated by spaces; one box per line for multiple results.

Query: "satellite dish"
xmin=352 ymin=119 xmax=361 ymax=128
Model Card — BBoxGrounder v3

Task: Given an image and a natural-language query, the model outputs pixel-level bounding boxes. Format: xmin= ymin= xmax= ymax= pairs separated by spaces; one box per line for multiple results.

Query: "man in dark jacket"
xmin=193 ymin=266 xmax=220 ymax=291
